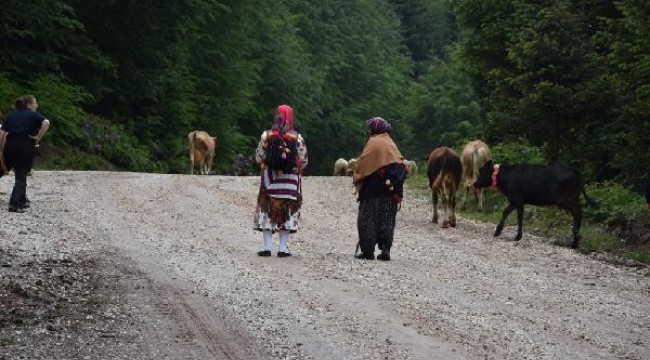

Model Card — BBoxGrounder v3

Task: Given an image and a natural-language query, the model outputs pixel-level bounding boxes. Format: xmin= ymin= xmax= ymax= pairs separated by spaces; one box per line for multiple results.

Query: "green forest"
xmin=0 ymin=0 xmax=648 ymax=189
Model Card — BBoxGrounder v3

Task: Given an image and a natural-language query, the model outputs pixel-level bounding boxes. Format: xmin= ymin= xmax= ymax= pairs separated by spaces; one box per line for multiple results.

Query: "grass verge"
xmin=405 ymin=172 xmax=650 ymax=265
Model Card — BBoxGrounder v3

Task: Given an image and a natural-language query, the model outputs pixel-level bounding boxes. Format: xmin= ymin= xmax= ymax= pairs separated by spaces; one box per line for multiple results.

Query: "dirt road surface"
xmin=1 ymin=171 xmax=649 ymax=359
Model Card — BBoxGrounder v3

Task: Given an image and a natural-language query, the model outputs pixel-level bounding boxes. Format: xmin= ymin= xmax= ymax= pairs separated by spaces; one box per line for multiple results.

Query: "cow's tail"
xmin=574 ymin=169 xmax=599 ymax=208
xmin=582 ymin=187 xmax=599 ymax=208
xmin=469 ymin=150 xmax=481 ymax=188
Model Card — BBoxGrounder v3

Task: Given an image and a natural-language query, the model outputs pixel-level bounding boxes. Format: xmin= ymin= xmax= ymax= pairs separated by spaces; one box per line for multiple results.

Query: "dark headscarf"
xmin=365 ymin=117 xmax=391 ymax=135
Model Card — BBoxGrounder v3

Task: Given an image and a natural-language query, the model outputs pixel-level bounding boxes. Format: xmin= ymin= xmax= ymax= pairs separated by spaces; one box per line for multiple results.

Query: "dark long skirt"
xmin=357 ymin=197 xmax=398 ymax=257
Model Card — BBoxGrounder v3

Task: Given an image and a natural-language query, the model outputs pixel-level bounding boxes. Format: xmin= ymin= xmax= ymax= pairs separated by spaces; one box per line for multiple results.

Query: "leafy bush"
xmin=490 ymin=142 xmax=544 ymax=165
xmin=0 ymin=74 xmax=22 ymax=115
xmin=583 ymin=181 xmax=646 ymax=224
xmin=30 ymin=75 xmax=91 ymax=149
xmin=42 ymin=150 xmax=104 ymax=170
xmin=82 ymin=116 xmax=156 ymax=172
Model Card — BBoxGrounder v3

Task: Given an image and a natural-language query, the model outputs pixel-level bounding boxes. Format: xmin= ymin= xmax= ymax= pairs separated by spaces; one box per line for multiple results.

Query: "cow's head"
xmin=473 ymin=159 xmax=494 ymax=189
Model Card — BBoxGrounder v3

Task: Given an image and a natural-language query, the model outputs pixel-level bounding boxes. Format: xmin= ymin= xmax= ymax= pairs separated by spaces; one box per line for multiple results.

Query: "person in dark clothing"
xmin=0 ymin=95 xmax=50 ymax=213
xmin=352 ymin=117 xmax=405 ymax=261
xmin=645 ymin=169 xmax=650 ymax=212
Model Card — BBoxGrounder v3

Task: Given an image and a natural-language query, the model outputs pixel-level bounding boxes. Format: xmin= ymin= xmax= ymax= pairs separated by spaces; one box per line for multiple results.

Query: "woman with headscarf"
xmin=0 ymin=95 xmax=50 ymax=213
xmin=254 ymin=105 xmax=308 ymax=257
xmin=352 ymin=117 xmax=405 ymax=261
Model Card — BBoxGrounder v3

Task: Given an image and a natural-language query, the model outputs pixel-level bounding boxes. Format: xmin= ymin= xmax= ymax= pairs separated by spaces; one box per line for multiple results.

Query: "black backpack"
xmin=265 ymin=130 xmax=299 ymax=174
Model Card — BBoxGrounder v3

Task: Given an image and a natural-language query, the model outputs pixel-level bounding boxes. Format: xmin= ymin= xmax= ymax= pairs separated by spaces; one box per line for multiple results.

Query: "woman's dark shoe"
xmin=377 ymin=252 xmax=391 ymax=261
xmin=354 ymin=253 xmax=375 ymax=260
xmin=257 ymin=250 xmax=272 ymax=257
xmin=277 ymin=251 xmax=292 ymax=258
xmin=8 ymin=206 xmax=25 ymax=213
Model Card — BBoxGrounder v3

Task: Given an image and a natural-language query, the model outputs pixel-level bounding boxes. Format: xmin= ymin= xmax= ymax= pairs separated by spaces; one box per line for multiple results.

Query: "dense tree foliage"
xmin=452 ymin=0 xmax=648 ymax=187
xmin=0 ymin=0 xmax=647 ymax=191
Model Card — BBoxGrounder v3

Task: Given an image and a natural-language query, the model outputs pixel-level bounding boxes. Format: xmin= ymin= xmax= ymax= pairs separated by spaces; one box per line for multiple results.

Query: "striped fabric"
xmin=261 ymin=169 xmax=301 ymax=200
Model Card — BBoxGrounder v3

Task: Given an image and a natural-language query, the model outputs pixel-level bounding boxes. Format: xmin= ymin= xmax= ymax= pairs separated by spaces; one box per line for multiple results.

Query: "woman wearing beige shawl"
xmin=352 ymin=117 xmax=405 ymax=261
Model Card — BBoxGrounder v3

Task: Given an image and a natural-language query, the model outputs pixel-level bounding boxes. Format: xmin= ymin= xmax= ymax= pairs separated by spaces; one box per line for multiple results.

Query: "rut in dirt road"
xmin=1 ymin=171 xmax=649 ymax=360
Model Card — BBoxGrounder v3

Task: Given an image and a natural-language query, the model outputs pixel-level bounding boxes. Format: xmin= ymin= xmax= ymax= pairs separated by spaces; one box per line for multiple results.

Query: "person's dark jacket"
xmin=358 ymin=163 xmax=405 ymax=202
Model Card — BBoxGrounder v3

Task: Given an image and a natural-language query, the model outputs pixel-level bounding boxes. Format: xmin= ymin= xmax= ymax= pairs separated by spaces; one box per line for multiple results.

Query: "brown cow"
xmin=188 ymin=130 xmax=216 ymax=175
xmin=427 ymin=147 xmax=462 ymax=228
xmin=460 ymin=140 xmax=492 ymax=210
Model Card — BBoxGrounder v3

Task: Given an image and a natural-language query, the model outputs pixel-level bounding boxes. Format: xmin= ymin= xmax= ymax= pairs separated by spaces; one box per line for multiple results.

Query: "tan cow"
xmin=460 ymin=140 xmax=492 ymax=210
xmin=188 ymin=130 xmax=216 ymax=175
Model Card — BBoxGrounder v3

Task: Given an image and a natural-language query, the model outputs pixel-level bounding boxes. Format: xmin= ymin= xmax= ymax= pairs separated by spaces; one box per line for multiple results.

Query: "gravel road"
xmin=1 ymin=171 xmax=649 ymax=360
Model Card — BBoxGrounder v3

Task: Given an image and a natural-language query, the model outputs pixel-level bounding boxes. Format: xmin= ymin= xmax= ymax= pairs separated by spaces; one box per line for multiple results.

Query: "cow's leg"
xmin=431 ymin=191 xmax=439 ymax=223
xmin=189 ymin=151 xmax=195 ymax=175
xmin=514 ymin=205 xmax=524 ymax=241
xmin=450 ymin=187 xmax=457 ymax=228
xmin=441 ymin=185 xmax=450 ymax=228
xmin=462 ymin=186 xmax=471 ymax=210
xmin=495 ymin=203 xmax=516 ymax=237
xmin=205 ymin=156 xmax=212 ymax=175
xmin=478 ymin=188 xmax=484 ymax=211
xmin=567 ymin=204 xmax=582 ymax=249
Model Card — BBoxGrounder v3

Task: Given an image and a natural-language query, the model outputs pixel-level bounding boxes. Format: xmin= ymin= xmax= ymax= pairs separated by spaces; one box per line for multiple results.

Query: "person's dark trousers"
xmin=357 ymin=197 xmax=398 ymax=258
xmin=10 ymin=166 xmax=28 ymax=209
xmin=4 ymin=134 xmax=35 ymax=210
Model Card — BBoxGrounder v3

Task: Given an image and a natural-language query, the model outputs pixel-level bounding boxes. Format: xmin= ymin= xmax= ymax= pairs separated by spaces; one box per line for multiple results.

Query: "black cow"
xmin=473 ymin=160 xmax=596 ymax=248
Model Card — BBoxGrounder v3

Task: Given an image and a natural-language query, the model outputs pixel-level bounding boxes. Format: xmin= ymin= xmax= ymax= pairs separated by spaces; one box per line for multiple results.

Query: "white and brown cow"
xmin=404 ymin=160 xmax=418 ymax=177
xmin=346 ymin=158 xmax=358 ymax=176
xmin=333 ymin=158 xmax=349 ymax=176
xmin=188 ymin=130 xmax=216 ymax=175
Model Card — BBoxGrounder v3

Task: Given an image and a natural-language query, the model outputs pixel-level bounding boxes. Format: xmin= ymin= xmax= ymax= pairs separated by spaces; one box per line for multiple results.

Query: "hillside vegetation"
xmin=1 ymin=0 xmax=648 ymax=247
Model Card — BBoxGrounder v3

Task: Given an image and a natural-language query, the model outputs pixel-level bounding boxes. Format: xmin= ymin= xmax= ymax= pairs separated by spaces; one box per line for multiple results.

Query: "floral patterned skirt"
xmin=254 ymin=192 xmax=302 ymax=233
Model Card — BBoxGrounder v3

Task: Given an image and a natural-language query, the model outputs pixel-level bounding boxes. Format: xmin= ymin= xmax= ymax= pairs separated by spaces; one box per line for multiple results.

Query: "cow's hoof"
xmin=442 ymin=221 xmax=450 ymax=228
xmin=376 ymin=252 xmax=390 ymax=261
xmin=354 ymin=253 xmax=375 ymax=260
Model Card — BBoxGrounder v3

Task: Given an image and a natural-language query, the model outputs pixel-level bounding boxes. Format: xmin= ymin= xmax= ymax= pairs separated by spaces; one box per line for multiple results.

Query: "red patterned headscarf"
xmin=365 ymin=117 xmax=391 ymax=135
xmin=274 ymin=105 xmax=294 ymax=132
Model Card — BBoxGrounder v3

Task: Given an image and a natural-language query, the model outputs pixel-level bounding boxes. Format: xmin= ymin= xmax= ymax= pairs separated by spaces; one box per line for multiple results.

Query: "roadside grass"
xmin=405 ymin=172 xmax=650 ymax=265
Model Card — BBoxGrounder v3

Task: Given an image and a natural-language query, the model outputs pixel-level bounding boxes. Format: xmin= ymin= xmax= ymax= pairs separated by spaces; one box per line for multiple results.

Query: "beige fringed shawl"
xmin=352 ymin=133 xmax=404 ymax=190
